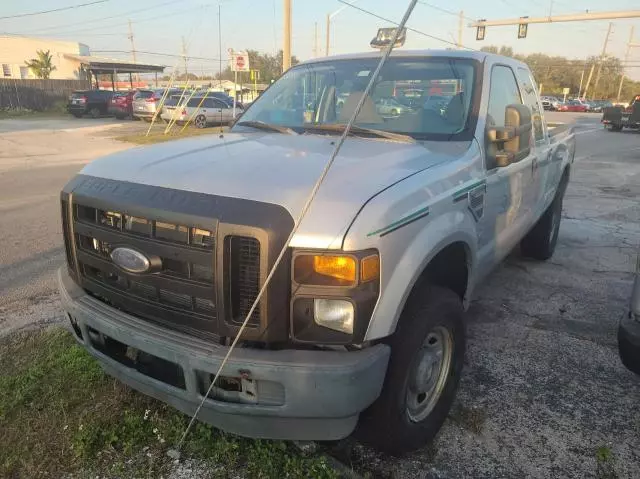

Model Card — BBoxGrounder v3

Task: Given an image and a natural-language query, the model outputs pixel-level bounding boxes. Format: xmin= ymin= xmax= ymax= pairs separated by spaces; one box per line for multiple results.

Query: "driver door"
xmin=476 ymin=64 xmax=537 ymax=279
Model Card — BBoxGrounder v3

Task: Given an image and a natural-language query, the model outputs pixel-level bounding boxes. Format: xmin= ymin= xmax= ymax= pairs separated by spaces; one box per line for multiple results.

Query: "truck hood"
xmin=81 ymin=132 xmax=470 ymax=248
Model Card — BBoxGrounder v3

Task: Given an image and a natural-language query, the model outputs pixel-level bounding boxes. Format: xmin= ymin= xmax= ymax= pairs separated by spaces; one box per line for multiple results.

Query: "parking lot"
xmin=0 ymin=112 xmax=638 ymax=477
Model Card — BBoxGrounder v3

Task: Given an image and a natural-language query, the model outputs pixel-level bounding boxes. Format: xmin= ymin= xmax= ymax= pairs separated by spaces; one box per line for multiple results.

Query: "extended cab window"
xmin=235 ymin=57 xmax=477 ymax=139
xmin=487 ymin=65 xmax=522 ymax=127
xmin=517 ymin=68 xmax=544 ymax=142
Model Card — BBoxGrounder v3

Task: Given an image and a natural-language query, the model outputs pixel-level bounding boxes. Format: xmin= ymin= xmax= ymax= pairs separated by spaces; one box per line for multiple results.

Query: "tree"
xmin=24 ymin=50 xmax=57 ymax=79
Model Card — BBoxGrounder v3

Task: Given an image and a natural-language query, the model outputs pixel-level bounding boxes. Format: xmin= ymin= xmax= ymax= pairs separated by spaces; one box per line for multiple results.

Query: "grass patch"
xmin=0 ymin=327 xmax=339 ymax=478
xmin=115 ymin=125 xmax=227 ymax=145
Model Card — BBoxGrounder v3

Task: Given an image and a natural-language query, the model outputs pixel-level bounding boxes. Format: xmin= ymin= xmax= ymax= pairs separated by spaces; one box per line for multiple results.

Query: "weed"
xmin=595 ymin=445 xmax=618 ymax=479
xmin=450 ymin=404 xmax=487 ymax=434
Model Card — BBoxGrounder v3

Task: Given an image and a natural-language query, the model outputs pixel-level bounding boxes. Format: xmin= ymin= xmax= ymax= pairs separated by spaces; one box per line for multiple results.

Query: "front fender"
xmin=366 ymin=211 xmax=477 ymax=341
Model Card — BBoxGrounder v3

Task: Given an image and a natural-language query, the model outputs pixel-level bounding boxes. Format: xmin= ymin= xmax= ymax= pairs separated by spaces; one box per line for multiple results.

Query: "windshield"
xmin=234 ymin=57 xmax=477 ymax=140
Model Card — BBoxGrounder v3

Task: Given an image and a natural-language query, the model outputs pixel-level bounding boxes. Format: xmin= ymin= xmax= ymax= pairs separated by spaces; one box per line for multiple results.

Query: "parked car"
xmin=540 ymin=96 xmax=561 ymax=111
xmin=59 ymin=50 xmax=575 ymax=454
xmin=618 ymin=252 xmax=640 ymax=375
xmin=109 ymin=90 xmax=137 ymax=120
xmin=132 ymin=88 xmax=183 ymax=121
xmin=160 ymin=95 xmax=243 ymax=127
xmin=589 ymin=100 xmax=613 ymax=113
xmin=558 ymin=100 xmax=588 ymax=112
xmin=375 ymin=97 xmax=410 ymax=116
xmin=67 ymin=90 xmax=114 ymax=118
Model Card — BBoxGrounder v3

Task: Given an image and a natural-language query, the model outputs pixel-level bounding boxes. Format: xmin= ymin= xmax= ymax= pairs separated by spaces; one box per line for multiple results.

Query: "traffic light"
xmin=476 ymin=24 xmax=486 ymax=41
xmin=518 ymin=17 xmax=528 ymax=39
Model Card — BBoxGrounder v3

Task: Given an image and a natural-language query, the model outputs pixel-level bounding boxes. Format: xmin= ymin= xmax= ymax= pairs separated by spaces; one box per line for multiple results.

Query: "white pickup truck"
xmin=59 ymin=50 xmax=575 ymax=453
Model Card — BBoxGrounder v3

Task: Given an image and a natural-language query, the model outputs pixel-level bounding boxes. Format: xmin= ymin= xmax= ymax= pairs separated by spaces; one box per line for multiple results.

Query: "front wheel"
xmin=89 ymin=107 xmax=101 ymax=119
xmin=356 ymin=285 xmax=465 ymax=454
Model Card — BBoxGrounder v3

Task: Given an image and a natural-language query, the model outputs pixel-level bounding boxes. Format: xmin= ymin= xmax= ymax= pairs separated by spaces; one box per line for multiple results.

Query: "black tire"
xmin=89 ymin=107 xmax=101 ymax=119
xmin=115 ymin=114 xmax=125 ymax=120
xmin=613 ymin=124 xmax=623 ymax=132
xmin=520 ymin=182 xmax=565 ymax=260
xmin=194 ymin=114 xmax=207 ymax=129
xmin=356 ymin=285 xmax=465 ymax=454
xmin=72 ymin=112 xmax=83 ymax=118
xmin=390 ymin=108 xmax=399 ymax=116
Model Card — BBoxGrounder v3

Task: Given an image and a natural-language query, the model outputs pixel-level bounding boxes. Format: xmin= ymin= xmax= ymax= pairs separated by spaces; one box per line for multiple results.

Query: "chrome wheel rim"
xmin=195 ymin=116 xmax=206 ymax=128
xmin=406 ymin=326 xmax=453 ymax=423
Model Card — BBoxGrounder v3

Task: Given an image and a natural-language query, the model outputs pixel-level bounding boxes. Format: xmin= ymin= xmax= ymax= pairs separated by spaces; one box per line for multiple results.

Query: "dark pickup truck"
xmin=601 ymin=94 xmax=640 ymax=132
xmin=68 ymin=90 xmax=114 ymax=119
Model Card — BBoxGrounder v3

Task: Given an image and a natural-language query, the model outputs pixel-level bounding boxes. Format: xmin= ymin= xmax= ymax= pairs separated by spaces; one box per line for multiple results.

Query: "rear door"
xmin=515 ymin=67 xmax=553 ymax=217
xmin=477 ymin=64 xmax=537 ymax=277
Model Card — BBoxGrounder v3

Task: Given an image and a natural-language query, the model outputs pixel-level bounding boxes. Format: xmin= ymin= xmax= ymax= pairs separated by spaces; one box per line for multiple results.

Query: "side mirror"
xmin=486 ymin=104 xmax=532 ymax=168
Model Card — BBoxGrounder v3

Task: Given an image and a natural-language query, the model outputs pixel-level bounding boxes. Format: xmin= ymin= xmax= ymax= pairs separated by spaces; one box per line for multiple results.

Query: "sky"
xmin=2 ymin=0 xmax=640 ymax=80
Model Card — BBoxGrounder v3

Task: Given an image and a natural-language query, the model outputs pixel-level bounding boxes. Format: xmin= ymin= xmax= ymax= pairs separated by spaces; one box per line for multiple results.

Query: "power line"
xmin=337 ymin=0 xmax=478 ymax=51
xmin=0 ymin=0 xmax=109 ymax=20
xmin=418 ymin=2 xmax=474 ymax=22
xmin=92 ymin=49 xmax=228 ymax=62
xmin=16 ymin=0 xmax=181 ymax=34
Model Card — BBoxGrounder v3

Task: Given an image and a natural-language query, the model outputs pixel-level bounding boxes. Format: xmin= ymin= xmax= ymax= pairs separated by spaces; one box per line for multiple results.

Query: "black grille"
xmin=60 ymin=200 xmax=74 ymax=270
xmin=226 ymin=236 xmax=261 ymax=327
xmin=73 ymin=204 xmax=219 ymax=338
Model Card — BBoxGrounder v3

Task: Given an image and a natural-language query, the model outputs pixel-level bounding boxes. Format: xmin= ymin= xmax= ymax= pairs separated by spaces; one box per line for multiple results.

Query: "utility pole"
xmin=582 ymin=63 xmax=596 ymax=100
xmin=313 ymin=21 xmax=318 ymax=57
xmin=181 ymin=36 xmax=188 ymax=80
xmin=457 ymin=11 xmax=464 ymax=49
xmin=127 ymin=19 xmax=139 ymax=82
xmin=592 ymin=23 xmax=613 ymax=100
xmin=283 ymin=0 xmax=291 ymax=72
xmin=617 ymin=26 xmax=635 ymax=102
xmin=325 ymin=13 xmax=330 ymax=56
xmin=218 ymin=4 xmax=222 ymax=90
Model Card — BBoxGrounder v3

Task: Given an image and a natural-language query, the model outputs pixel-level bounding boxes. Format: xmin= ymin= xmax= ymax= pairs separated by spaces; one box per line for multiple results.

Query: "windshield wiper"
xmin=235 ymin=120 xmax=298 ymax=135
xmin=303 ymin=123 xmax=415 ymax=143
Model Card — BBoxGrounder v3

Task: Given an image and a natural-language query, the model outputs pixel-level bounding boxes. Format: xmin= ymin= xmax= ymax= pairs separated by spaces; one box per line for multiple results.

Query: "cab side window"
xmin=517 ymin=68 xmax=544 ymax=142
xmin=487 ymin=65 xmax=522 ymax=127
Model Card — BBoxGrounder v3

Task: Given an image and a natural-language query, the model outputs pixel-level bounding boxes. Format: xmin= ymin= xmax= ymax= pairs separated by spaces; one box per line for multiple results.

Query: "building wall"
xmin=0 ymin=36 xmax=89 ymax=80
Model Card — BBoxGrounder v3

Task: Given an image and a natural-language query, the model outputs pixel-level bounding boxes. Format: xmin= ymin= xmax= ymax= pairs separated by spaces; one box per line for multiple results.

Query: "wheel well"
xmin=415 ymin=242 xmax=469 ymax=301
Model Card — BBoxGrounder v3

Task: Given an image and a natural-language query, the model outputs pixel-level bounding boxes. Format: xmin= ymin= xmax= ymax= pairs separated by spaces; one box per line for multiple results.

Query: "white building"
xmin=0 ymin=35 xmax=90 ymax=80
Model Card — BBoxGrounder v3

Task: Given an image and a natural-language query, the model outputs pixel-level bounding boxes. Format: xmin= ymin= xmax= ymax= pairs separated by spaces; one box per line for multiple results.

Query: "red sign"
xmin=231 ymin=52 xmax=250 ymax=72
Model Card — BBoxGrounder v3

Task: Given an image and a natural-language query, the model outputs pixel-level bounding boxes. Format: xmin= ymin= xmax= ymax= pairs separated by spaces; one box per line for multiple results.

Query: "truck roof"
xmin=299 ymin=49 xmax=528 ymax=69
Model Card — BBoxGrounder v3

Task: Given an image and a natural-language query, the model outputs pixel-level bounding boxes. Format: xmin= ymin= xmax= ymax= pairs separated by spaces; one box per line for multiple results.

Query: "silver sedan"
xmin=161 ymin=96 xmax=243 ymax=127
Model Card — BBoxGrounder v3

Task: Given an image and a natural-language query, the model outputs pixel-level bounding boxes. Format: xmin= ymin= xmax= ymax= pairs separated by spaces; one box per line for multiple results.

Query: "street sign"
xmin=476 ymin=25 xmax=486 ymax=41
xmin=563 ymin=87 xmax=570 ymax=95
xmin=518 ymin=22 xmax=528 ymax=39
xmin=230 ymin=51 xmax=250 ymax=72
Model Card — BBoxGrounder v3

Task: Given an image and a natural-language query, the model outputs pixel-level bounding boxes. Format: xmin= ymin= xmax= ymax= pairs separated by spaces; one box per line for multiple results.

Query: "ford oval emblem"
xmin=110 ymin=247 xmax=151 ymax=274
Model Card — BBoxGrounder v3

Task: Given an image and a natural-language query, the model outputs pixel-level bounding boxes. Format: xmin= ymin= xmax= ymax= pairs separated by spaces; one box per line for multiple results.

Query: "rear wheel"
xmin=521 ymin=181 xmax=565 ymax=260
xmin=194 ymin=114 xmax=207 ymax=129
xmin=89 ymin=107 xmax=101 ymax=119
xmin=72 ymin=112 xmax=83 ymax=118
xmin=390 ymin=108 xmax=399 ymax=116
xmin=356 ymin=285 xmax=465 ymax=454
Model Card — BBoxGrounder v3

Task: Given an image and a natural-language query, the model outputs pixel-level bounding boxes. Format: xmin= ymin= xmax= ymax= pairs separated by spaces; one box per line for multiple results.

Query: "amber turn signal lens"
xmin=313 ymin=255 xmax=356 ymax=282
xmin=361 ymin=255 xmax=380 ymax=282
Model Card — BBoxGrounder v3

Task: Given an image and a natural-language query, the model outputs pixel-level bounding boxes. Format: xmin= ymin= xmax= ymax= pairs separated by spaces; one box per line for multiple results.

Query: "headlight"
xmin=291 ymin=250 xmax=380 ymax=344
xmin=314 ymin=299 xmax=354 ymax=334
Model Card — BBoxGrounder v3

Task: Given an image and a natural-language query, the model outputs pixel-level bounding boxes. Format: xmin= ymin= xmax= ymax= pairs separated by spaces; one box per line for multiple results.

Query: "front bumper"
xmin=58 ymin=268 xmax=390 ymax=440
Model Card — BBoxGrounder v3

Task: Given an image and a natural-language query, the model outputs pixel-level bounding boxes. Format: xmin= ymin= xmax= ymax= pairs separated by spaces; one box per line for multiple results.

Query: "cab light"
xmin=361 ymin=255 xmax=380 ymax=282
xmin=313 ymin=255 xmax=356 ymax=282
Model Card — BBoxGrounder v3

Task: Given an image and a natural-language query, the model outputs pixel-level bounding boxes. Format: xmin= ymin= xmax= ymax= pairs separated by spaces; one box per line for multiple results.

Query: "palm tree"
xmin=24 ymin=50 xmax=57 ymax=79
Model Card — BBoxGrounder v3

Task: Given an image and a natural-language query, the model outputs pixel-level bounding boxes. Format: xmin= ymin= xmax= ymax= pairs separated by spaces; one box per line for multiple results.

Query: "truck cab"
xmin=59 ymin=50 xmax=575 ymax=453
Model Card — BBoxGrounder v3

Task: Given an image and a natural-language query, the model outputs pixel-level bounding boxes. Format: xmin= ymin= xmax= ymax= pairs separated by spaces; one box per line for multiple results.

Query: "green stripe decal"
xmin=367 ymin=206 xmax=430 ymax=237
xmin=452 ymin=179 xmax=487 ymax=201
